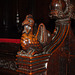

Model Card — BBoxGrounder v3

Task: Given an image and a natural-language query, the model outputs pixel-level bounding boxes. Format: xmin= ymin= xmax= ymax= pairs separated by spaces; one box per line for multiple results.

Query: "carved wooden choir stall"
xmin=16 ymin=0 xmax=75 ymax=75
xmin=0 ymin=0 xmax=75 ymax=75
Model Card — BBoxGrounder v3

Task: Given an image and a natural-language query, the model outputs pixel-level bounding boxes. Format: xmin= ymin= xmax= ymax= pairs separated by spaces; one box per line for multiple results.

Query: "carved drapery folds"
xmin=16 ymin=0 xmax=74 ymax=75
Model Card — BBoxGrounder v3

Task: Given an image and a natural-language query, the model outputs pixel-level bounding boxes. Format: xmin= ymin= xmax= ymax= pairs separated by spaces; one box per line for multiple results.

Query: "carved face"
xmin=50 ymin=0 xmax=66 ymax=18
xmin=22 ymin=15 xmax=35 ymax=34
xmin=22 ymin=16 xmax=34 ymax=27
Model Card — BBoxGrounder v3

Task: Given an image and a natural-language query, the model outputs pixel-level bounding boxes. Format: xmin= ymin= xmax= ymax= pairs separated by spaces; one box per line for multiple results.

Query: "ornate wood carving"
xmin=16 ymin=0 xmax=75 ymax=75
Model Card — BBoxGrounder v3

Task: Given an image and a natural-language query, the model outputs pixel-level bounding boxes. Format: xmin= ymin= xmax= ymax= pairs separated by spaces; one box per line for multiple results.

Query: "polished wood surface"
xmin=0 ymin=0 xmax=75 ymax=75
xmin=16 ymin=0 xmax=75 ymax=75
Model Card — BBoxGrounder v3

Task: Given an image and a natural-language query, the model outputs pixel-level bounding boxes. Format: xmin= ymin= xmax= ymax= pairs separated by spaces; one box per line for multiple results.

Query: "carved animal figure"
xmin=20 ymin=14 xmax=51 ymax=55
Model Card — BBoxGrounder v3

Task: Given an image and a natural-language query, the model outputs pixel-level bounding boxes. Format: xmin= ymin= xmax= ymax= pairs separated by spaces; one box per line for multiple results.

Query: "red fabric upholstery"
xmin=0 ymin=38 xmax=20 ymax=44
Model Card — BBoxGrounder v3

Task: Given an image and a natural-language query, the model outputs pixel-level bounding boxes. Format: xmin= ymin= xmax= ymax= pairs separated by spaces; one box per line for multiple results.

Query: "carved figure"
xmin=16 ymin=0 xmax=75 ymax=75
xmin=19 ymin=14 xmax=51 ymax=56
